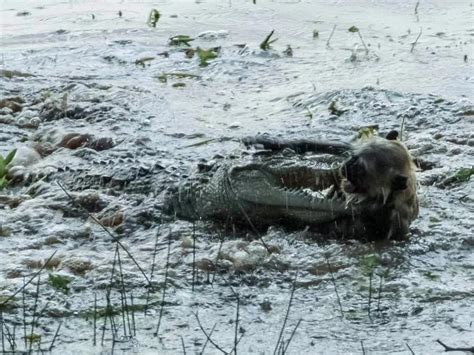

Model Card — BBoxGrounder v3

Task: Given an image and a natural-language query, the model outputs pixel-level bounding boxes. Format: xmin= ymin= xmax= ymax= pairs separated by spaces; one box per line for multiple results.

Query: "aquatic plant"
xmin=452 ymin=167 xmax=473 ymax=183
xmin=0 ymin=70 xmax=34 ymax=79
xmin=359 ymin=254 xmax=381 ymax=320
xmin=348 ymin=25 xmax=369 ymax=54
xmin=326 ymin=24 xmax=337 ymax=47
xmin=260 ymin=30 xmax=278 ymax=50
xmin=48 ymin=274 xmax=71 ymax=295
xmin=354 ymin=125 xmax=378 ymax=141
xmin=147 ymin=9 xmax=160 ymax=27
xmin=169 ymin=35 xmax=194 ymax=46
xmin=410 ymin=28 xmax=423 ymax=53
xmin=0 ymin=149 xmax=16 ymax=190
xmin=135 ymin=57 xmax=155 ymax=67
xmin=196 ymin=47 xmax=219 ymax=66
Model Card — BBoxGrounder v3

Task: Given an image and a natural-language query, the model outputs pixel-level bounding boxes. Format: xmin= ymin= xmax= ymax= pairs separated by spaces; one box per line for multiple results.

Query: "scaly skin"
xmin=165 ymin=159 xmax=353 ymax=227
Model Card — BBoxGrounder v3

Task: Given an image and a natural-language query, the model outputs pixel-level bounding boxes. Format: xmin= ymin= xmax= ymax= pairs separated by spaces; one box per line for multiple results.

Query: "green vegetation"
xmin=348 ymin=25 xmax=359 ymax=33
xmin=48 ymin=274 xmax=72 ymax=295
xmin=260 ymin=30 xmax=278 ymax=50
xmin=169 ymin=35 xmax=194 ymax=46
xmin=147 ymin=9 xmax=160 ymax=27
xmin=196 ymin=47 xmax=219 ymax=66
xmin=452 ymin=167 xmax=473 ymax=183
xmin=423 ymin=271 xmax=440 ymax=281
xmin=359 ymin=254 xmax=380 ymax=275
xmin=0 ymin=148 xmax=16 ymax=190
xmin=355 ymin=125 xmax=378 ymax=141
xmin=24 ymin=333 xmax=42 ymax=346
xmin=0 ymin=69 xmax=34 ymax=79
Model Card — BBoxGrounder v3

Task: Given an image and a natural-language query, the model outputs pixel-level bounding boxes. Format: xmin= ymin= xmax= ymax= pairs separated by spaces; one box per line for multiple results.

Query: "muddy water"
xmin=1 ymin=0 xmax=473 ymax=354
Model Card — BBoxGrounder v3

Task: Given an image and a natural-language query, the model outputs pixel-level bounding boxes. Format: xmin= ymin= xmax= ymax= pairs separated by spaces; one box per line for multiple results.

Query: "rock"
xmin=40 ymin=100 xmax=86 ymax=121
xmin=98 ymin=211 xmax=123 ymax=227
xmin=0 ymin=107 xmax=13 ymax=115
xmin=59 ymin=133 xmax=92 ymax=149
xmin=17 ymin=109 xmax=36 ymax=120
xmin=0 ymin=194 xmax=30 ymax=208
xmin=0 ymin=114 xmax=15 ymax=124
xmin=181 ymin=237 xmax=194 ymax=249
xmin=89 ymin=137 xmax=114 ymax=151
xmin=0 ymin=97 xmax=24 ymax=113
xmin=28 ymin=117 xmax=41 ymax=128
xmin=195 ymin=258 xmax=216 ymax=272
xmin=23 ymin=256 xmax=62 ymax=270
xmin=63 ymin=258 xmax=94 ymax=276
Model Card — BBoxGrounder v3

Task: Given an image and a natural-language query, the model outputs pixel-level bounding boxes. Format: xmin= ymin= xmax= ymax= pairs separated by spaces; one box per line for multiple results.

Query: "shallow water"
xmin=0 ymin=0 xmax=473 ymax=354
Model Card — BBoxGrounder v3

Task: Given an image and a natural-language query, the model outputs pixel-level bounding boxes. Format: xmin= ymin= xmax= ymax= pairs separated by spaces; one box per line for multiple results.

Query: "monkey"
xmin=339 ymin=131 xmax=419 ymax=240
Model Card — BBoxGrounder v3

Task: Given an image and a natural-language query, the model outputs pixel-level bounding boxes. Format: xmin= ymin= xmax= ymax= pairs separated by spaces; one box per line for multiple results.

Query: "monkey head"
xmin=339 ymin=131 xmax=419 ymax=239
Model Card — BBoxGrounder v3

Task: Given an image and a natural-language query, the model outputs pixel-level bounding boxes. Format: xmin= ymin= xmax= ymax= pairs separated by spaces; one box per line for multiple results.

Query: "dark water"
xmin=0 ymin=1 xmax=473 ymax=354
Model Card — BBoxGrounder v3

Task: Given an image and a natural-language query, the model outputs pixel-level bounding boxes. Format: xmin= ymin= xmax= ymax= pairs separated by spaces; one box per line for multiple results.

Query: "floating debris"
xmin=147 ymin=9 xmax=160 ymax=27
xmin=169 ymin=35 xmax=194 ymax=46
xmin=410 ymin=28 xmax=423 ymax=53
xmin=348 ymin=25 xmax=359 ymax=33
xmin=260 ymin=30 xmax=277 ymax=50
xmin=0 ymin=148 xmax=16 ymax=190
xmin=48 ymin=274 xmax=71 ymax=295
xmin=348 ymin=25 xmax=369 ymax=54
xmin=185 ymin=48 xmax=195 ymax=58
xmin=184 ymin=138 xmax=218 ymax=148
xmin=450 ymin=167 xmax=473 ymax=183
xmin=283 ymin=45 xmax=293 ymax=57
xmin=328 ymin=101 xmax=348 ymax=116
xmin=157 ymin=72 xmax=201 ymax=83
xmin=0 ymin=69 xmax=34 ymax=78
xmin=354 ymin=125 xmax=378 ymax=141
xmin=196 ymin=47 xmax=219 ymax=66
xmin=326 ymin=24 xmax=337 ymax=47
xmin=135 ymin=57 xmax=155 ymax=67
xmin=103 ymin=55 xmax=127 ymax=65
xmin=197 ymin=30 xmax=229 ymax=40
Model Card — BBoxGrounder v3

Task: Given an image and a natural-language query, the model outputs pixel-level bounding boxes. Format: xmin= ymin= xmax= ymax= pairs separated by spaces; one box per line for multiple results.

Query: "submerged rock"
xmin=0 ymin=97 xmax=24 ymax=113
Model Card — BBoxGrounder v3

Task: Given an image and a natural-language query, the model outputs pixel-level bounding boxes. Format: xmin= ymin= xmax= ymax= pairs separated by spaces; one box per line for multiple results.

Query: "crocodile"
xmin=164 ymin=133 xmax=419 ymax=240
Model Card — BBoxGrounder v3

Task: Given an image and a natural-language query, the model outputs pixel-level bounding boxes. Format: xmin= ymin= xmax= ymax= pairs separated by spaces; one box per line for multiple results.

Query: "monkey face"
xmin=338 ymin=135 xmax=418 ymax=240
xmin=340 ymin=156 xmax=368 ymax=194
